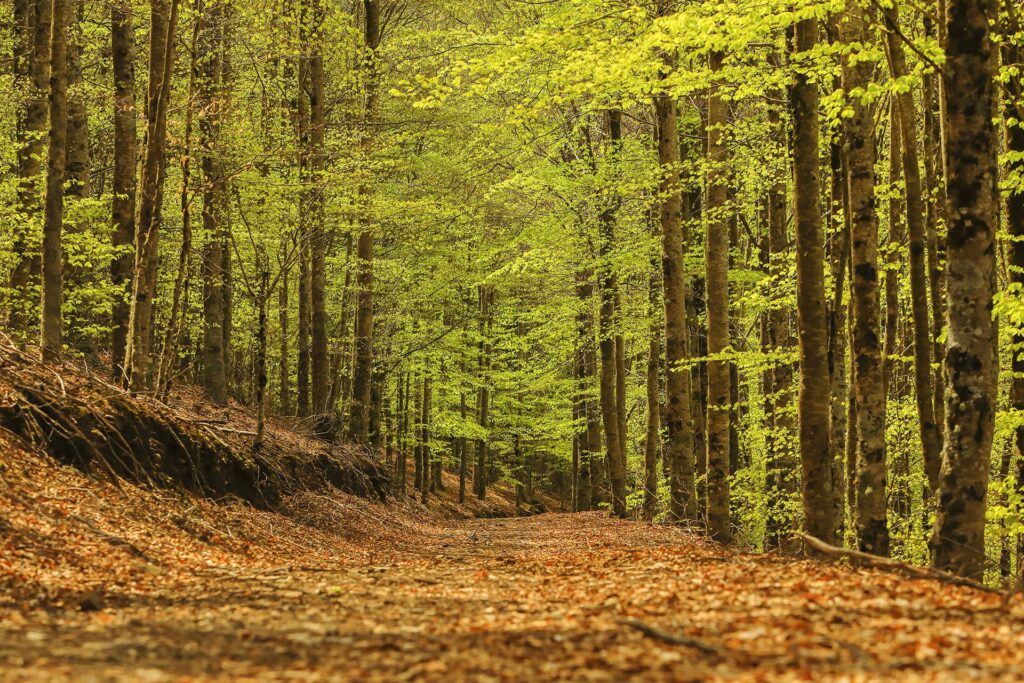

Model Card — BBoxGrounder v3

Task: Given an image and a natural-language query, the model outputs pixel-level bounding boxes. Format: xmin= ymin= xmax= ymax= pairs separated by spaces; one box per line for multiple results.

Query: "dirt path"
xmin=2 ymin=513 xmax=1024 ymax=682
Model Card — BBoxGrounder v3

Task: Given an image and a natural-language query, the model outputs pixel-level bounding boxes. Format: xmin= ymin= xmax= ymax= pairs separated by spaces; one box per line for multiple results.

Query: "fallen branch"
xmin=211 ymin=426 xmax=258 ymax=436
xmin=616 ymin=618 xmax=722 ymax=656
xmin=798 ymin=533 xmax=1000 ymax=595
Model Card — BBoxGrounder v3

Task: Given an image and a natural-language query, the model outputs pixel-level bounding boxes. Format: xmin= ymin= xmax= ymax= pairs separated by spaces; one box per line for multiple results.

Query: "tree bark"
xmin=110 ymin=0 xmax=136 ymax=382
xmin=349 ymin=0 xmax=381 ymax=443
xmin=64 ymin=0 xmax=88 ymax=199
xmin=841 ymin=2 xmax=888 ymax=556
xmin=1001 ymin=1 xmax=1024 ymax=580
xmin=10 ymin=0 xmax=50 ymax=334
xmin=792 ymin=16 xmax=835 ymax=545
xmin=41 ymin=0 xmax=69 ymax=361
xmin=883 ymin=3 xmax=943 ymax=494
xmin=704 ymin=50 xmax=732 ymax=541
xmin=644 ymin=250 xmax=662 ymax=521
xmin=654 ymin=88 xmax=696 ymax=523
xmin=126 ymin=0 xmax=180 ymax=391
xmin=931 ymin=0 xmax=999 ymax=580
xmin=199 ymin=0 xmax=228 ymax=405
xmin=420 ymin=374 xmax=431 ymax=504
xmin=599 ymin=110 xmax=627 ymax=519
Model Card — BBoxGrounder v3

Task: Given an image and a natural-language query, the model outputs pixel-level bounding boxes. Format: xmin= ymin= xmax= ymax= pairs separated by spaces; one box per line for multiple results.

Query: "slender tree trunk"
xmin=793 ymin=17 xmax=835 ymax=545
xmin=705 ymin=50 xmax=732 ymax=541
xmin=459 ymin=389 xmax=468 ymax=503
xmin=279 ymin=267 xmax=290 ymax=413
xmin=882 ymin=101 xmax=902 ymax=404
xmin=764 ymin=103 xmax=797 ymax=547
xmin=199 ymin=0 xmax=228 ymax=405
xmin=922 ymin=15 xmax=947 ymax=440
xmin=598 ymin=110 xmax=627 ymax=519
xmin=304 ymin=0 xmax=329 ymax=422
xmin=883 ymin=4 xmax=943 ymax=494
xmin=643 ymin=247 xmax=662 ymax=520
xmin=349 ymin=0 xmax=380 ymax=443
xmin=1002 ymin=8 xmax=1024 ymax=579
xmin=842 ymin=2 xmax=888 ymax=556
xmin=254 ymin=272 xmax=270 ymax=450
xmin=930 ymin=0 xmax=999 ymax=580
xmin=110 ymin=0 xmax=136 ymax=382
xmin=64 ymin=0 xmax=88 ymax=199
xmin=11 ymin=0 xmax=50 ymax=334
xmin=126 ymin=0 xmax=180 ymax=391
xmin=158 ymin=16 xmax=200 ymax=397
xmin=474 ymin=286 xmax=492 ymax=499
xmin=574 ymin=270 xmax=595 ymax=511
xmin=420 ymin=375 xmax=431 ymax=504
xmin=40 ymin=0 xmax=69 ymax=361
xmin=654 ymin=87 xmax=696 ymax=522
xmin=296 ymin=34 xmax=311 ymax=419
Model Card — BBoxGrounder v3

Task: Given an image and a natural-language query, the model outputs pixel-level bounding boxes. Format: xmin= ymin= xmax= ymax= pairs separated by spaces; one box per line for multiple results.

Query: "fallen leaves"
xmin=3 ymin=447 xmax=1024 ymax=681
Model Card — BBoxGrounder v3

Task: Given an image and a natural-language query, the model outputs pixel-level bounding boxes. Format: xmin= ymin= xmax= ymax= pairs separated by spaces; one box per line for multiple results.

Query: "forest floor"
xmin=4 ymin=438 xmax=1024 ymax=682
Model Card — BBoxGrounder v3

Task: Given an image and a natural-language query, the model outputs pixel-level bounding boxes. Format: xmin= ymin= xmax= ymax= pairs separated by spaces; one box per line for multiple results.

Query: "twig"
xmin=798 ymin=533 xmax=1001 ymax=595
xmin=211 ymin=426 xmax=258 ymax=436
xmin=616 ymin=618 xmax=722 ymax=656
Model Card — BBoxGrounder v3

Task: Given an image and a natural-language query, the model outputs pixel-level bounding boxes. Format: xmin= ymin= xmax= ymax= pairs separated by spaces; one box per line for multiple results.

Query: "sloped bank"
xmin=0 ymin=337 xmax=389 ymax=509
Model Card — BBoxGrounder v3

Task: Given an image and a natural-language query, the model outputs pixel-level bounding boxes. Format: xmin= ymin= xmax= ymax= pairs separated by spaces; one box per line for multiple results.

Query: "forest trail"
xmin=4 ymin=511 xmax=1024 ymax=682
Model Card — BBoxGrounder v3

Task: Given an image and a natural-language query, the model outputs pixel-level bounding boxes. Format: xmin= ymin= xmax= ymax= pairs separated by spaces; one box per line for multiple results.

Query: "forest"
xmin=1 ymin=0 xmax=1024 ymax=679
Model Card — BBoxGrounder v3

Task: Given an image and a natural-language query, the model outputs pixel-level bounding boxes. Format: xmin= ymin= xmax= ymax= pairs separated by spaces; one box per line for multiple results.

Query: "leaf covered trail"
xmin=4 ymin=509 xmax=1024 ymax=682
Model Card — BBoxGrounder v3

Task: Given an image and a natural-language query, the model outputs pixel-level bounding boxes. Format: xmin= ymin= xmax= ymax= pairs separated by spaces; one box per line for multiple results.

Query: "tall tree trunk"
xmin=10 ymin=0 xmax=50 ymax=334
xmin=574 ymin=269 xmax=595 ymax=511
xmin=199 ymin=0 xmax=228 ymax=405
xmin=157 ymin=15 xmax=200 ymax=398
xmin=792 ymin=16 xmax=835 ymax=545
xmin=420 ymin=374 xmax=431 ymax=505
xmin=1001 ymin=1 xmax=1024 ymax=581
xmin=599 ymin=110 xmax=627 ymax=519
xmin=64 ymin=0 xmax=88 ymax=199
xmin=349 ymin=0 xmax=380 ymax=443
xmin=882 ymin=100 xmax=902 ymax=402
xmin=254 ymin=271 xmax=270 ymax=449
xmin=922 ymin=15 xmax=947 ymax=439
xmin=305 ymin=0 xmax=329 ymax=422
xmin=764 ymin=96 xmax=797 ymax=547
xmin=841 ymin=1 xmax=888 ymax=556
xmin=931 ymin=0 xmax=999 ymax=580
xmin=110 ymin=0 xmax=136 ymax=382
xmin=883 ymin=4 xmax=943 ymax=494
xmin=474 ymin=286 xmax=492 ymax=500
xmin=654 ymin=85 xmax=696 ymax=522
xmin=279 ymin=266 xmax=290 ymax=413
xmin=295 ymin=32 xmax=311 ymax=419
xmin=126 ymin=0 xmax=180 ymax=391
xmin=643 ymin=252 xmax=661 ymax=521
xmin=705 ymin=50 xmax=732 ymax=541
xmin=41 ymin=0 xmax=69 ymax=361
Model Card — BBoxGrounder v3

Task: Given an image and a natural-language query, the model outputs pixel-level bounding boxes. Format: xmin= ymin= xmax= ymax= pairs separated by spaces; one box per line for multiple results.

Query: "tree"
xmin=110 ymin=0 xmax=136 ymax=382
xmin=126 ymin=0 xmax=181 ymax=391
xmin=350 ymin=0 xmax=381 ymax=443
xmin=841 ymin=0 xmax=887 ymax=556
xmin=598 ymin=109 xmax=627 ymax=519
xmin=930 ymin=0 xmax=1000 ymax=580
xmin=705 ymin=49 xmax=731 ymax=541
xmin=10 ymin=0 xmax=50 ymax=334
xmin=40 ymin=0 xmax=69 ymax=361
xmin=792 ymin=15 xmax=835 ymax=545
